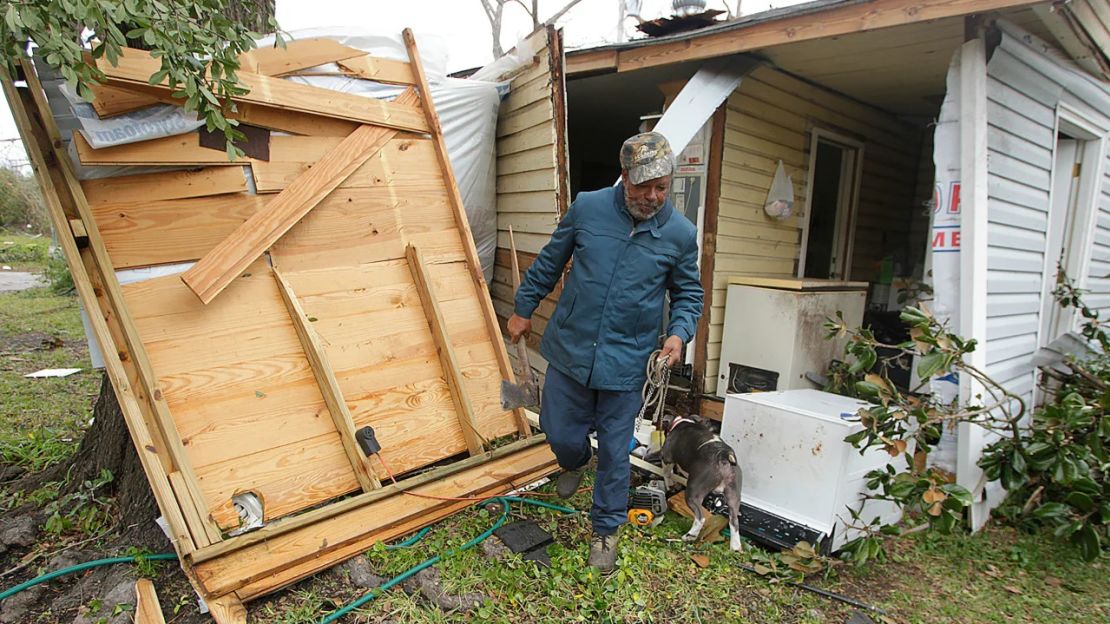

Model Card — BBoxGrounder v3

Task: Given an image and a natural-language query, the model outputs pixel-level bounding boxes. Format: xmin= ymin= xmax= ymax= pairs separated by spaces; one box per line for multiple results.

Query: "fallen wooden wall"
xmin=2 ymin=32 xmax=554 ymax=623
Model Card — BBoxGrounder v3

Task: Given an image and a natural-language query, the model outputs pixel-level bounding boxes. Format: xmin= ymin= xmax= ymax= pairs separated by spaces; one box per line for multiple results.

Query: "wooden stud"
xmin=403 ymin=28 xmax=531 ymax=436
xmin=17 ymin=60 xmax=223 ymax=547
xmin=272 ymin=267 xmax=380 ymax=491
xmin=187 ymin=434 xmax=547 ymax=565
xmin=181 ymin=93 xmax=419 ymax=304
xmin=0 ymin=71 xmax=198 ymax=555
xmin=406 ymin=244 xmax=485 ymax=457
xmin=548 ymin=26 xmax=571 ymax=218
xmin=239 ymin=38 xmax=366 ymax=76
xmin=96 ymin=48 xmax=429 ymax=133
xmin=134 ymin=579 xmax=167 ymax=624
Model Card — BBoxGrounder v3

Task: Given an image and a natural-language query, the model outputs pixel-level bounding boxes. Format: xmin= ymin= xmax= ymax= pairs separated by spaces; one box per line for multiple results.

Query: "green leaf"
xmin=1072 ymin=524 xmax=1101 ymax=562
xmin=916 ymin=352 xmax=946 ymax=380
xmin=1032 ymin=502 xmax=1069 ymax=521
xmin=148 ymin=69 xmax=169 ymax=86
xmin=940 ymin=483 xmax=973 ymax=507
xmin=1064 ymin=491 xmax=1095 ymax=513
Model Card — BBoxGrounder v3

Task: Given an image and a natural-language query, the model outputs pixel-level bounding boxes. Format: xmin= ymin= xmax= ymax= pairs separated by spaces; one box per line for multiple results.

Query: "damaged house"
xmin=490 ymin=0 xmax=1110 ymax=530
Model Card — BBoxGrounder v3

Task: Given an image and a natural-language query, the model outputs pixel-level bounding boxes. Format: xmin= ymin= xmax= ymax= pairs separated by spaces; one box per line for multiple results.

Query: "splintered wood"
xmin=1 ymin=30 xmax=547 ymax=624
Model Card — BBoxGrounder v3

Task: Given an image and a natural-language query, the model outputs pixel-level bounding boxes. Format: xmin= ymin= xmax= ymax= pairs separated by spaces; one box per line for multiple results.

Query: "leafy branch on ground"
xmin=0 ymin=0 xmax=280 ymax=159
xmin=824 ymin=274 xmax=1107 ymax=563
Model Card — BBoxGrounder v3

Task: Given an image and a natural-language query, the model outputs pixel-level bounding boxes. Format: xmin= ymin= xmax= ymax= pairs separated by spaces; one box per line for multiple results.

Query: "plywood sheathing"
xmin=2 ymin=28 xmax=553 ymax=618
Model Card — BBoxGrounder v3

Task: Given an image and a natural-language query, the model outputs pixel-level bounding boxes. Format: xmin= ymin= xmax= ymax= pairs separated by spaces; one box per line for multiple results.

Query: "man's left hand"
xmin=660 ymin=335 xmax=684 ymax=367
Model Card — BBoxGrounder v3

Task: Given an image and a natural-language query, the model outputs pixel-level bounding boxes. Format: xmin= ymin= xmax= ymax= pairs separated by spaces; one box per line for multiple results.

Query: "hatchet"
xmin=500 ymin=227 xmax=540 ymax=411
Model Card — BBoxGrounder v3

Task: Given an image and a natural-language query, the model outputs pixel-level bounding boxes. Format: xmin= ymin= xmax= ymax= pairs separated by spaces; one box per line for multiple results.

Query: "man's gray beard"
xmin=624 ymin=192 xmax=663 ymax=222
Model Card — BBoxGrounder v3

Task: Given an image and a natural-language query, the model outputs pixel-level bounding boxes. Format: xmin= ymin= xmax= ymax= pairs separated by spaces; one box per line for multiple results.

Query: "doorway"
xmin=1038 ymin=106 xmax=1109 ymax=351
xmin=799 ymin=129 xmax=864 ymax=280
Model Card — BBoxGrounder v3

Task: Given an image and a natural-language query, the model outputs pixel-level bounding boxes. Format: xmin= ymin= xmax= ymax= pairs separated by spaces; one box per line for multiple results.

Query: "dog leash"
xmin=639 ymin=349 xmax=671 ymax=453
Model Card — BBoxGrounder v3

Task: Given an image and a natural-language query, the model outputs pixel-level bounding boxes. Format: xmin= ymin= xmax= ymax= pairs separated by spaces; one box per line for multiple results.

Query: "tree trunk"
xmin=63 ymin=374 xmax=164 ymax=545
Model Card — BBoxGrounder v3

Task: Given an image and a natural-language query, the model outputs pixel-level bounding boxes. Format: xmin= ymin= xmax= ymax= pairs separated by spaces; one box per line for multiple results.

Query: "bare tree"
xmin=479 ymin=0 xmax=588 ymax=58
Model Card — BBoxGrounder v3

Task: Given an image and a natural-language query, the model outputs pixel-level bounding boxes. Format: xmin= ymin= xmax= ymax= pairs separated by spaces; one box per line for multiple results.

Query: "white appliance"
xmin=720 ymin=389 xmax=905 ymax=552
xmin=716 ymin=277 xmax=868 ymax=397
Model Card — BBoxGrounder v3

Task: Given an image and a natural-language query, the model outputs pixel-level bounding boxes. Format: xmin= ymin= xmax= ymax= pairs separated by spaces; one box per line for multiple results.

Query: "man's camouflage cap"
xmin=620 ymin=131 xmax=674 ymax=185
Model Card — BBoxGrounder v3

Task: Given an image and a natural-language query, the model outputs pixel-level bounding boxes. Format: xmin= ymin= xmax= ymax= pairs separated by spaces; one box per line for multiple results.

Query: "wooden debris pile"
xmin=2 ymin=30 xmax=555 ymax=623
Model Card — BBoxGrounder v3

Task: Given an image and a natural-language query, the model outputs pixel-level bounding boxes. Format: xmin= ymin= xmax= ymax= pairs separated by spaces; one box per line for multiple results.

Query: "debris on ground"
xmin=401 ymin=567 xmax=487 ymax=613
xmin=0 ymin=585 xmax=44 ymax=624
xmin=332 ymin=556 xmax=386 ymax=589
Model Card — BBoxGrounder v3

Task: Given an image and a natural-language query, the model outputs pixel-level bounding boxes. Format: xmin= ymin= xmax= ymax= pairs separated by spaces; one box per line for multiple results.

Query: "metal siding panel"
xmin=990 ymin=199 xmax=1049 ymax=232
xmin=987 ymin=269 xmax=1042 ymax=295
xmin=987 ymin=223 xmax=1046 ymax=252
xmin=988 ymin=150 xmax=1052 ymax=189
xmin=987 ymin=292 xmax=1041 ymax=317
xmin=988 ymin=174 xmax=1050 ymax=211
xmin=986 ymin=312 xmax=1040 ymax=340
xmin=985 ymin=333 xmax=1039 ymax=366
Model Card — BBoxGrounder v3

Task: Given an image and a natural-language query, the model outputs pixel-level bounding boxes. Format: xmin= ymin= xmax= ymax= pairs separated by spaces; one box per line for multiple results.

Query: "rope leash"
xmin=638 ymin=349 xmax=671 ymax=453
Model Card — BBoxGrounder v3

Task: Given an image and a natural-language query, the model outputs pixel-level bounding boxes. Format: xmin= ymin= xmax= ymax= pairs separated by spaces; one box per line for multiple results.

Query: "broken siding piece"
xmin=336 ymin=54 xmax=417 ymax=85
xmin=181 ymin=92 xmax=420 ymax=304
xmin=73 ymin=131 xmax=246 ymax=167
xmin=134 ymin=579 xmax=167 ymax=624
xmin=80 ymin=167 xmax=248 ymax=206
xmin=95 ymin=48 xmax=429 ymax=133
xmin=239 ymin=38 xmax=366 ymax=76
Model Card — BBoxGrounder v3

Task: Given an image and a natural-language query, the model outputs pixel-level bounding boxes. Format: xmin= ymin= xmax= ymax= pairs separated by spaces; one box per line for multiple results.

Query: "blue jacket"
xmin=514 ymin=183 xmax=704 ymax=391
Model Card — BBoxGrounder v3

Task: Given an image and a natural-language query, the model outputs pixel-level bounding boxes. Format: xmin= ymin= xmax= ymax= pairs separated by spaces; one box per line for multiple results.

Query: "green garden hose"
xmin=0 ymin=553 xmax=177 ymax=602
xmin=319 ymin=496 xmax=577 ymax=624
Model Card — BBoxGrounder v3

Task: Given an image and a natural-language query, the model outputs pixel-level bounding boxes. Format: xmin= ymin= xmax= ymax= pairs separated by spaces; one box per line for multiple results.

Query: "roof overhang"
xmin=567 ymin=0 xmax=1046 ymax=76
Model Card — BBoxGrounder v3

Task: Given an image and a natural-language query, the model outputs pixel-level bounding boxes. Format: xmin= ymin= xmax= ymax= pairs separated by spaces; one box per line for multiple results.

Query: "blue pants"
xmin=539 ymin=366 xmax=642 ymax=535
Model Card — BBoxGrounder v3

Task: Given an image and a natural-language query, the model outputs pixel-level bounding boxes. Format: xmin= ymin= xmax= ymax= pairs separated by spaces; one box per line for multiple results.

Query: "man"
xmin=507 ymin=131 xmax=703 ymax=573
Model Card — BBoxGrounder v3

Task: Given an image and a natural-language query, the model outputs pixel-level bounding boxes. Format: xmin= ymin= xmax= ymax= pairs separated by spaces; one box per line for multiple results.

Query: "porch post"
xmin=956 ymin=22 xmax=992 ymax=532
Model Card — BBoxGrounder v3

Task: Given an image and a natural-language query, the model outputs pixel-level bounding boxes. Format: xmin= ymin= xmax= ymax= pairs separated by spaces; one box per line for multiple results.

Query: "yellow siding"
xmin=492 ymin=28 xmax=567 ymax=386
xmin=705 ymin=65 xmax=922 ymax=392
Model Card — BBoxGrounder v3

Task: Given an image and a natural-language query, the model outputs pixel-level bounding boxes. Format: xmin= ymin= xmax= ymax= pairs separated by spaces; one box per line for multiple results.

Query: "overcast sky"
xmin=0 ymin=0 xmax=808 ymax=167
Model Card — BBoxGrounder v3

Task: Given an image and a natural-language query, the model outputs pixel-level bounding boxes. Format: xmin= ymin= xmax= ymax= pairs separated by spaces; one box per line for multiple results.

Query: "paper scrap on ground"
xmin=24 ymin=368 xmax=81 ymax=378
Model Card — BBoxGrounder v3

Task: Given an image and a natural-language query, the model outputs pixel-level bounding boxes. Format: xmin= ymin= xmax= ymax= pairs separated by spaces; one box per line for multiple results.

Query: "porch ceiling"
xmin=756 ymin=7 xmax=1059 ymax=119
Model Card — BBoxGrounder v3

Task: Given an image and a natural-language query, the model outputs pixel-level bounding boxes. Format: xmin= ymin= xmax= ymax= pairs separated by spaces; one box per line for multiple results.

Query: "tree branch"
xmin=544 ymin=0 xmax=588 ymax=26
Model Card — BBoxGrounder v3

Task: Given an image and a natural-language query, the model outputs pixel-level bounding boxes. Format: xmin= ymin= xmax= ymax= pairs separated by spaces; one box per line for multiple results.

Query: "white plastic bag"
xmin=764 ymin=160 xmax=794 ymax=220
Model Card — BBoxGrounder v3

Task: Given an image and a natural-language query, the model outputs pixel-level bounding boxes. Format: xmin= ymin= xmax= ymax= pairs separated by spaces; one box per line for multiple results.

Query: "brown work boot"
xmin=588 ymin=531 xmax=619 ymax=574
xmin=556 ymin=466 xmax=585 ymax=499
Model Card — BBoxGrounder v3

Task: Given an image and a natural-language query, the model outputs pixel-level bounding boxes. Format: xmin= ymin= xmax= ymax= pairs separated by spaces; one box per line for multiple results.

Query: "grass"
xmin=0 ymin=279 xmax=98 ymax=473
xmin=248 ymin=480 xmax=1108 ymax=624
xmin=0 ymin=231 xmax=50 ymax=272
xmin=0 ymin=250 xmax=1105 ymax=623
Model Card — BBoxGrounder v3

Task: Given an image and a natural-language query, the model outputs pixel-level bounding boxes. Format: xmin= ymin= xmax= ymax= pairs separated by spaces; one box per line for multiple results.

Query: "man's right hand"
xmin=507 ymin=314 xmax=532 ymax=344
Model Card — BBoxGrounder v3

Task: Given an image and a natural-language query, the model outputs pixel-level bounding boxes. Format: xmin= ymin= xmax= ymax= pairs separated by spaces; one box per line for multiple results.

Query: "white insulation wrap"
xmin=924 ymin=49 xmax=962 ymax=476
xmin=58 ymin=27 xmax=504 ymax=281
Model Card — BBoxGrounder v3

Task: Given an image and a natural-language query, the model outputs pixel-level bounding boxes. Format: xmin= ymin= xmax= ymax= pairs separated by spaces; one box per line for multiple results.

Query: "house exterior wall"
xmin=490 ymin=28 xmax=569 ymax=385
xmin=983 ymin=26 xmax=1110 ymax=403
xmin=707 ymin=65 xmax=923 ymax=393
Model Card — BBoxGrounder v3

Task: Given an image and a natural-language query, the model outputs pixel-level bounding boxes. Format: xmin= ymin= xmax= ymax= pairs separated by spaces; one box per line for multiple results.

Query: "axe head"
xmin=501 ymin=377 xmax=539 ymax=410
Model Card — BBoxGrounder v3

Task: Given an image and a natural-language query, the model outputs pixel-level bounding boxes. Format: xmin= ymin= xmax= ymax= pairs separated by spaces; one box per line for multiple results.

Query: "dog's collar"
xmin=668 ymin=416 xmax=696 ymax=433
xmin=697 ymin=435 xmax=724 ymax=450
